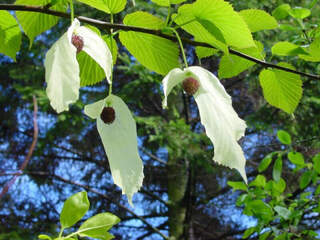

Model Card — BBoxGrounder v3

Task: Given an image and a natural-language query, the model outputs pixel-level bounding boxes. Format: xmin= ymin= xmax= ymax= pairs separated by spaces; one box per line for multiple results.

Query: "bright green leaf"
xmin=78 ymin=213 xmax=120 ymax=240
xmin=274 ymin=206 xmax=291 ymax=220
xmin=259 ymin=231 xmax=271 ymax=240
xmin=299 ymin=38 xmax=320 ymax=62
xmin=258 ymin=155 xmax=273 ymax=172
xmin=0 ymin=11 xmax=22 ymax=61
xmin=60 ymin=191 xmax=90 ymax=228
xmin=192 ymin=0 xmax=255 ymax=49
xmin=272 ymin=42 xmax=309 ymax=56
xmin=38 ymin=235 xmax=52 ymax=240
xmin=151 ymin=0 xmax=186 ymax=6
xmin=259 ymin=63 xmax=302 ymax=114
xmin=242 ymin=226 xmax=256 ymax=239
xmin=103 ymin=35 xmax=118 ymax=65
xmin=195 ymin=46 xmax=218 ymax=60
xmin=76 ymin=0 xmax=127 ymax=14
xmin=247 ymin=200 xmax=273 ymax=221
xmin=273 ymin=178 xmax=286 ymax=193
xmin=300 ymin=170 xmax=313 ymax=189
xmin=288 ymin=7 xmax=311 ymax=19
xmin=15 ymin=0 xmax=67 ymax=47
xmin=219 ymin=41 xmax=264 ymax=79
xmin=119 ymin=11 xmax=179 ymax=75
xmin=313 ymin=154 xmax=320 ymax=174
xmin=277 ymin=130 xmax=291 ymax=145
xmin=250 ymin=175 xmax=266 ymax=188
xmin=228 ymin=181 xmax=248 ymax=191
xmin=240 ymin=9 xmax=278 ymax=32
xmin=288 ymin=152 xmax=304 ymax=165
xmin=272 ymin=4 xmax=291 ymax=20
xmin=273 ymin=157 xmax=282 ymax=182
xmin=196 ymin=17 xmax=226 ymax=44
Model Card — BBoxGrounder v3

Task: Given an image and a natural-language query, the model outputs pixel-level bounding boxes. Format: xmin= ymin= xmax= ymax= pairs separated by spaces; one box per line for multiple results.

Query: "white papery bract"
xmin=162 ymin=66 xmax=247 ymax=183
xmin=45 ymin=19 xmax=112 ymax=113
xmin=84 ymin=95 xmax=144 ymax=205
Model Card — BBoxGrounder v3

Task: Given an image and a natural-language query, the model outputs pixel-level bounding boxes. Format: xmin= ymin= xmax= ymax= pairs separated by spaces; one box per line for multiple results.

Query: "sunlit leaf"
xmin=76 ymin=0 xmax=127 ymax=14
xmin=151 ymin=0 xmax=186 ymax=6
xmin=239 ymin=9 xmax=278 ymax=32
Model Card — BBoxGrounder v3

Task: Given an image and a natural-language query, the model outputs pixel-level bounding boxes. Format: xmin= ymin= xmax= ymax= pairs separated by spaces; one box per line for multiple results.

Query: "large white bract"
xmin=162 ymin=66 xmax=247 ymax=183
xmin=45 ymin=18 xmax=113 ymax=113
xmin=84 ymin=95 xmax=144 ymax=205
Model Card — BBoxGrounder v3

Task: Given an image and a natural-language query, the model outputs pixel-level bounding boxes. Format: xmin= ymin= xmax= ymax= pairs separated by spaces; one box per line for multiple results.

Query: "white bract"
xmin=84 ymin=95 xmax=144 ymax=205
xmin=162 ymin=66 xmax=247 ymax=183
xmin=45 ymin=19 xmax=113 ymax=113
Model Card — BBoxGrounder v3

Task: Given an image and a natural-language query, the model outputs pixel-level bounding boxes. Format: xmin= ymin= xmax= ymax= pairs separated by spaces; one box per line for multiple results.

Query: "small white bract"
xmin=84 ymin=95 xmax=144 ymax=206
xmin=162 ymin=66 xmax=248 ymax=183
xmin=45 ymin=18 xmax=113 ymax=113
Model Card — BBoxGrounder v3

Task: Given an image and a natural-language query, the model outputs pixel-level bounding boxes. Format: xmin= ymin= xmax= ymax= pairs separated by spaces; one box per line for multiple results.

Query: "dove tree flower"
xmin=162 ymin=66 xmax=247 ymax=183
xmin=84 ymin=94 xmax=144 ymax=205
xmin=45 ymin=18 xmax=113 ymax=113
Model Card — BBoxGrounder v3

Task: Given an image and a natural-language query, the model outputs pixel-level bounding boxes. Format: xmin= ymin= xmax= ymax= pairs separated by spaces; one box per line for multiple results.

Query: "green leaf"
xmin=272 ymin=42 xmax=309 ymax=56
xmin=172 ymin=5 xmax=228 ymax=53
xmin=191 ymin=0 xmax=255 ymax=49
xmin=151 ymin=0 xmax=186 ymax=6
xmin=247 ymin=200 xmax=273 ymax=221
xmin=195 ymin=46 xmax=218 ymax=60
xmin=119 ymin=11 xmax=179 ymax=75
xmin=259 ymin=231 xmax=271 ymax=240
xmin=0 ymin=11 xmax=22 ymax=61
xmin=78 ymin=213 xmax=120 ymax=240
xmin=312 ymin=154 xmax=320 ymax=174
xmin=76 ymin=0 xmax=127 ymax=14
xmin=300 ymin=170 xmax=313 ymax=189
xmin=38 ymin=235 xmax=52 ymax=240
xmin=288 ymin=7 xmax=311 ymax=19
xmin=227 ymin=181 xmax=248 ymax=191
xmin=315 ymin=184 xmax=320 ymax=195
xmin=15 ymin=0 xmax=67 ymax=47
xmin=258 ymin=155 xmax=273 ymax=172
xmin=272 ymin=178 xmax=286 ymax=193
xmin=239 ymin=9 xmax=278 ymax=32
xmin=273 ymin=157 xmax=282 ymax=182
xmin=250 ymin=175 xmax=266 ymax=188
xmin=299 ymin=38 xmax=320 ymax=62
xmin=274 ymin=206 xmax=291 ymax=220
xmin=195 ymin=17 xmax=226 ymax=44
xmin=288 ymin=152 xmax=304 ymax=165
xmin=277 ymin=130 xmax=291 ymax=145
xmin=272 ymin=4 xmax=291 ymax=20
xmin=60 ymin=191 xmax=90 ymax=228
xmin=259 ymin=63 xmax=303 ymax=114
xmin=219 ymin=41 xmax=264 ymax=79
xmin=242 ymin=226 xmax=256 ymax=239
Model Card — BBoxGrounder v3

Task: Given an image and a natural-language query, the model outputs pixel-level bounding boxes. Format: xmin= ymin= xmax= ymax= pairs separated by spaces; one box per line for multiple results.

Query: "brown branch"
xmin=0 ymin=4 xmax=319 ymax=80
xmin=0 ymin=96 xmax=38 ymax=199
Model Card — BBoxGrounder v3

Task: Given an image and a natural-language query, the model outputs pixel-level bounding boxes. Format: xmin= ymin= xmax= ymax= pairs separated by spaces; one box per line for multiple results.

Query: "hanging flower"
xmin=162 ymin=66 xmax=247 ymax=183
xmin=84 ymin=94 xmax=144 ymax=205
xmin=45 ymin=18 xmax=113 ymax=113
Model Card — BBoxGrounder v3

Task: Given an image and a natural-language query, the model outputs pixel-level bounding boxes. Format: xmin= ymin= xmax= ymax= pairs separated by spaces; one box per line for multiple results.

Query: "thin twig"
xmin=0 ymin=96 xmax=38 ymax=199
xmin=0 ymin=4 xmax=319 ymax=80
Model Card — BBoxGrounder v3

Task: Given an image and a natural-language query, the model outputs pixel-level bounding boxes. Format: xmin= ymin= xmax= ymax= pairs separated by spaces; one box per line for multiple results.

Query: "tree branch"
xmin=0 ymin=4 xmax=319 ymax=80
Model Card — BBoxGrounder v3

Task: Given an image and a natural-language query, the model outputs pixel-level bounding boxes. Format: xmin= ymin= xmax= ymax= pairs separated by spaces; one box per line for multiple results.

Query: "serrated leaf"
xmin=288 ymin=152 xmax=304 ymax=165
xmin=76 ymin=0 xmax=126 ymax=14
xmin=277 ymin=130 xmax=291 ymax=145
xmin=84 ymin=95 xmax=144 ymax=205
xmin=0 ymin=11 xmax=22 ymax=61
xmin=273 ymin=157 xmax=282 ymax=182
xmin=151 ymin=0 xmax=186 ymax=6
xmin=196 ymin=17 xmax=226 ymax=44
xmin=272 ymin=42 xmax=309 ymax=56
xmin=300 ymin=170 xmax=313 ymax=189
xmin=60 ymin=191 xmax=90 ymax=228
xmin=228 ymin=181 xmax=248 ymax=191
xmin=119 ymin=11 xmax=179 ymax=75
xmin=15 ymin=0 xmax=67 ymax=47
xmin=272 ymin=4 xmax=291 ymax=20
xmin=250 ymin=175 xmax=266 ymax=188
xmin=240 ymin=9 xmax=278 ymax=32
xmin=219 ymin=41 xmax=264 ymax=78
xmin=195 ymin=45 xmax=218 ymax=60
xmin=78 ymin=213 xmax=120 ymax=240
xmin=259 ymin=63 xmax=302 ymax=114
xmin=299 ymin=38 xmax=320 ymax=62
xmin=173 ymin=5 xmax=228 ymax=53
xmin=191 ymin=0 xmax=255 ymax=49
